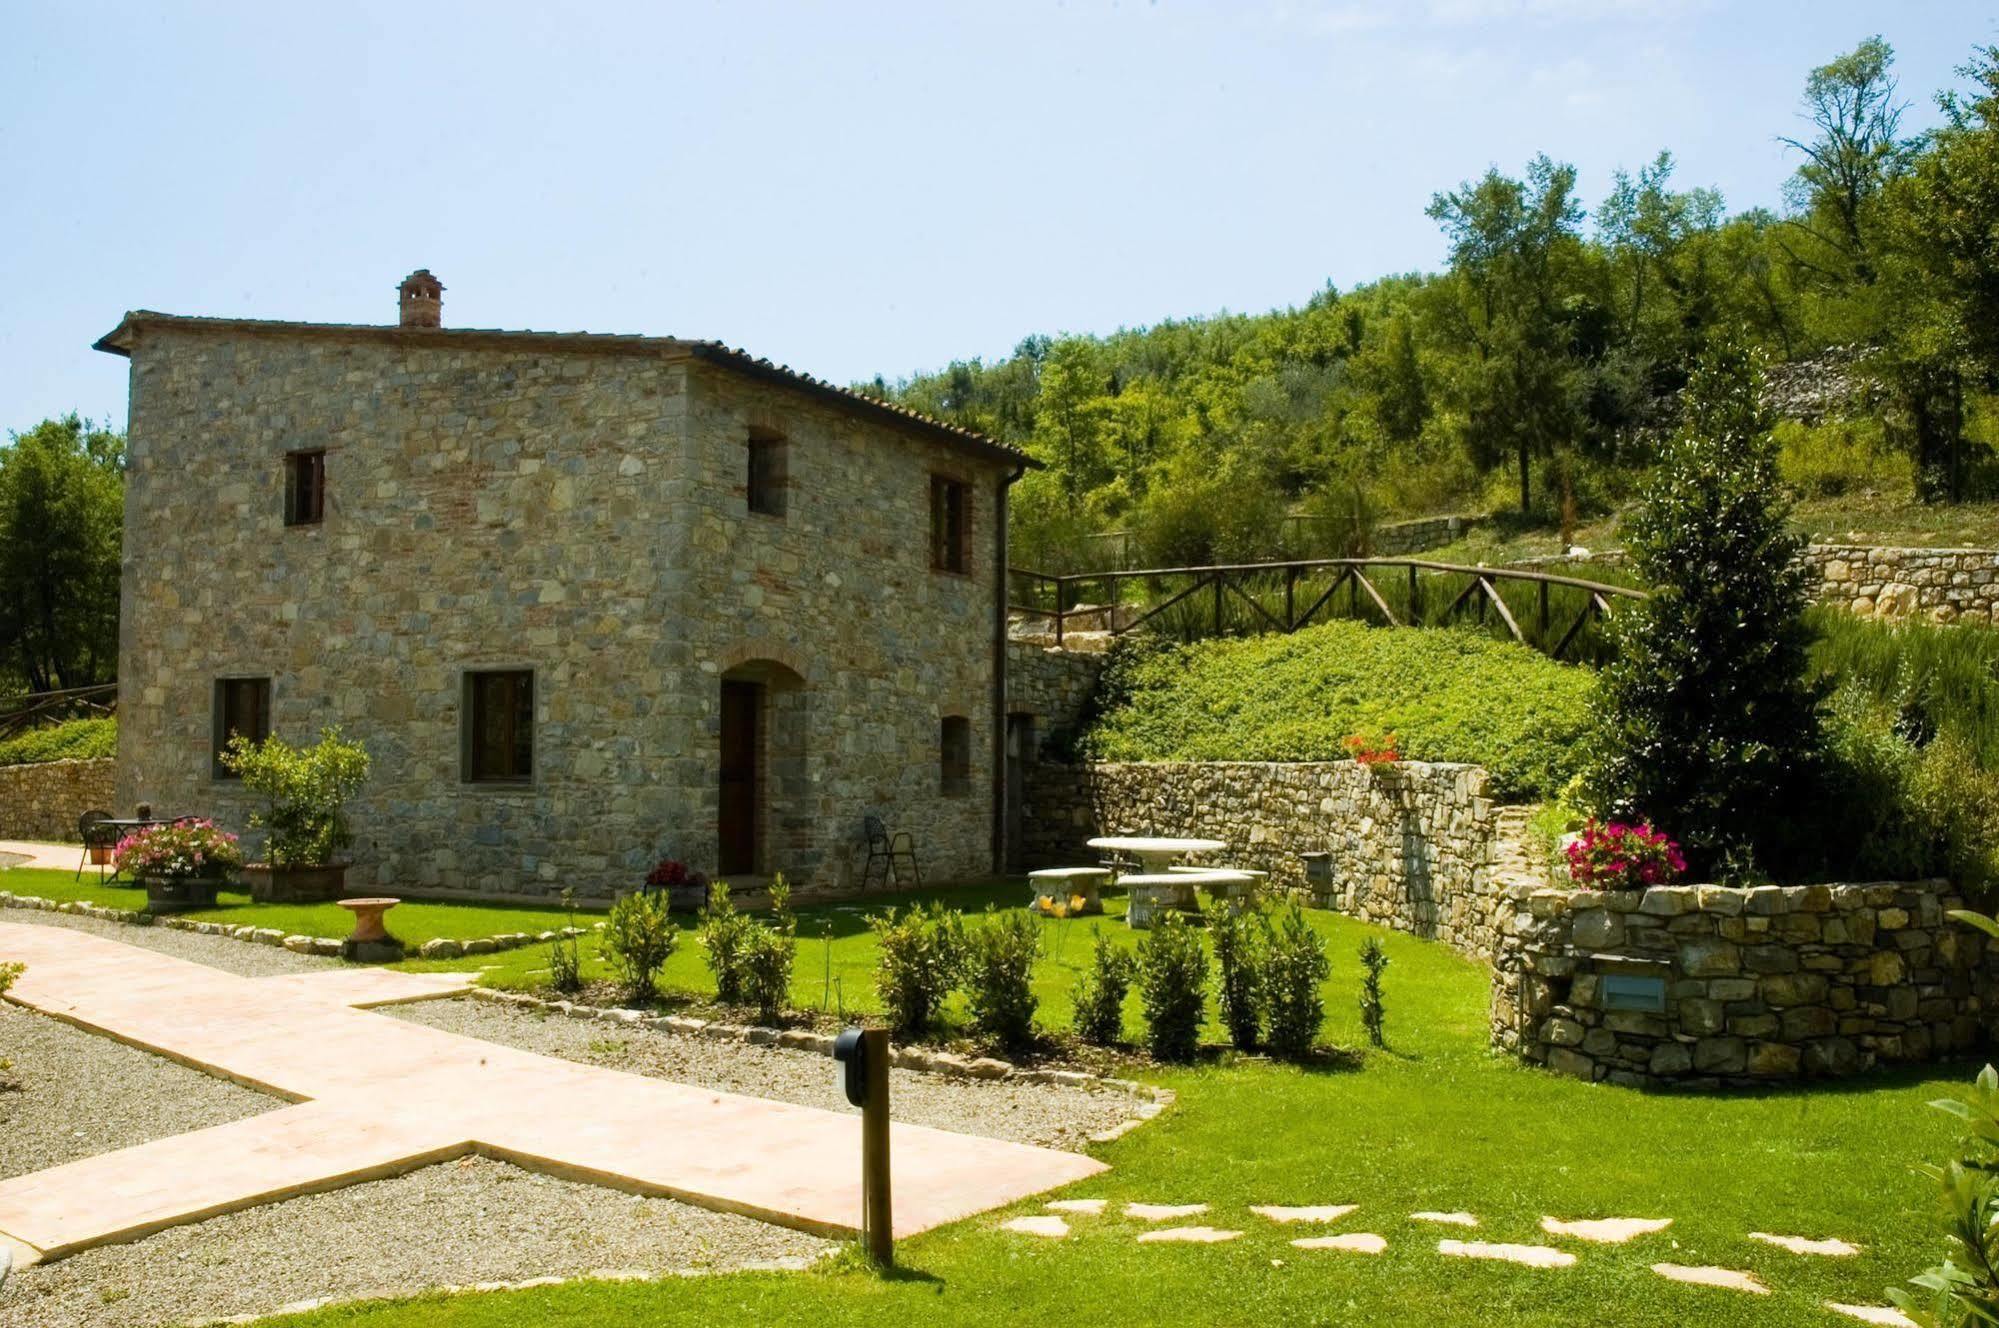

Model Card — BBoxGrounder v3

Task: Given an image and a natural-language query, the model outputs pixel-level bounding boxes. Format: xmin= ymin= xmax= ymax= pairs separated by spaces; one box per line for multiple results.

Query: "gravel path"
xmin=2 ymin=1155 xmax=829 ymax=1328
xmin=0 ymin=1003 xmax=275 ymax=1177
xmin=0 ymin=907 xmax=336 ymax=977
xmin=392 ymin=997 xmax=1143 ymax=1151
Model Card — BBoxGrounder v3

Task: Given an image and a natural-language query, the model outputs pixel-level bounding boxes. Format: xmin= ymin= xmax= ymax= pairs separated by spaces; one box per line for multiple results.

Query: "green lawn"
xmin=3 ymin=862 xmax=1972 ymax=1325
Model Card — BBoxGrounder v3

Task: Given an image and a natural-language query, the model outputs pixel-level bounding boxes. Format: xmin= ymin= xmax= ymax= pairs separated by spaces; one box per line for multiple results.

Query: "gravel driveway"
xmin=0 ymin=907 xmax=336 ymax=977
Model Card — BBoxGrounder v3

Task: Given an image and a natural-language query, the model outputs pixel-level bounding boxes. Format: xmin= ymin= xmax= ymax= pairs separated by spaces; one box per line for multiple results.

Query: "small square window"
xmin=463 ymin=670 xmax=534 ymax=784
xmin=940 ymin=715 xmax=972 ymax=797
xmin=747 ymin=430 xmax=787 ymax=517
xmin=284 ymin=451 xmax=325 ymax=527
xmin=930 ymin=476 xmax=969 ymax=574
xmin=213 ymin=677 xmax=271 ymax=778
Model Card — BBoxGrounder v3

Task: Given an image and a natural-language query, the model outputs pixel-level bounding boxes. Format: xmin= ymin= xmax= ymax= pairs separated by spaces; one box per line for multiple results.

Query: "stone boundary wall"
xmin=1370 ymin=513 xmax=1484 ymax=557
xmin=1492 ymin=880 xmax=1997 ymax=1088
xmin=0 ymin=758 xmax=116 ymax=842
xmin=1005 ymin=642 xmax=1106 ymax=755
xmin=1805 ymin=543 xmax=1999 ymax=624
xmin=1022 ymin=759 xmax=1507 ymax=958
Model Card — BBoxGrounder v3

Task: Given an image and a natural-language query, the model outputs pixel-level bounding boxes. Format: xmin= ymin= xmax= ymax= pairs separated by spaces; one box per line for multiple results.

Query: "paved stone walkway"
xmin=0 ymin=922 xmax=1103 ymax=1267
xmin=0 ymin=840 xmax=84 ymax=872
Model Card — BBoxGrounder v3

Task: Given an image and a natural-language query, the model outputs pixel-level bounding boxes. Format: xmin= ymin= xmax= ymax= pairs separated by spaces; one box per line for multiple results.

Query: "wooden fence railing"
xmin=1007 ymin=558 xmax=1647 ymax=660
xmin=0 ymin=683 xmax=118 ymax=741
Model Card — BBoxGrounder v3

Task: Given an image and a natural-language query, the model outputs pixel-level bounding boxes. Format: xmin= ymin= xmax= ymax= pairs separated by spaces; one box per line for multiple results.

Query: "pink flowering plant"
xmin=1564 ymin=818 xmax=1687 ymax=890
xmin=112 ymin=819 xmax=245 ymax=881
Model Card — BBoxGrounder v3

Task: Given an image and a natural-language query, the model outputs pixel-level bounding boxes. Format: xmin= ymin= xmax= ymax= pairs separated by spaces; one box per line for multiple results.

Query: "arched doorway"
xmin=717 ymin=660 xmax=807 ymax=877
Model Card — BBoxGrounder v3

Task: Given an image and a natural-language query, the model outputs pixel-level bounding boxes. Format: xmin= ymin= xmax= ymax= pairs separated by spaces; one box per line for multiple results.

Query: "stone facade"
xmin=1492 ymin=880 xmax=1997 ymax=1087
xmin=1020 ymin=759 xmax=1506 ymax=953
xmin=99 ymin=300 xmax=1028 ymax=902
xmin=0 ymin=758 xmax=117 ymax=842
xmin=1805 ymin=543 xmax=1999 ymax=623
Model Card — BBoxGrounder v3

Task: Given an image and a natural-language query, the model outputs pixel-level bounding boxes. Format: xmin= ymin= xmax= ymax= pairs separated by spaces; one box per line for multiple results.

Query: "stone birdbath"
xmin=338 ymin=897 xmax=405 ymax=963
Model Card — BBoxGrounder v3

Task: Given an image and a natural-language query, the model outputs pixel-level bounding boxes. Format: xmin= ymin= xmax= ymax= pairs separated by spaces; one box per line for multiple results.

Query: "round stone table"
xmin=1086 ymin=836 xmax=1228 ymax=874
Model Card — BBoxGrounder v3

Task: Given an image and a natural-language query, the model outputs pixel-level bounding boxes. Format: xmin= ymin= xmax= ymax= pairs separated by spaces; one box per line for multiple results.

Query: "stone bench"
xmin=1028 ymin=867 xmax=1112 ymax=917
xmin=1121 ymin=870 xmax=1257 ymax=929
xmin=1169 ymin=864 xmax=1269 ymax=909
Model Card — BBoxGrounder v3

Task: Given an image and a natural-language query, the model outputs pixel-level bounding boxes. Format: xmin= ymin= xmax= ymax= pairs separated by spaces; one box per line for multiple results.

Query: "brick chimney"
xmin=397 ymin=269 xmax=444 ymax=328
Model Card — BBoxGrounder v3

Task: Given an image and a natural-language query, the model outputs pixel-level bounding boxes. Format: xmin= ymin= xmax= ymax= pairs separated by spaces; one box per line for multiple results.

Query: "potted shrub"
xmin=116 ymin=819 xmax=244 ymax=914
xmin=646 ymin=858 xmax=709 ymax=913
xmin=222 ymin=727 xmax=370 ymax=903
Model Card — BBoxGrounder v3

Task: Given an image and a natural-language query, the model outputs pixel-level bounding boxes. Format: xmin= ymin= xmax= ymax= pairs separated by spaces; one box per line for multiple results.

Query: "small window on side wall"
xmin=463 ymin=669 xmax=534 ymax=784
xmin=940 ymin=715 xmax=972 ymax=797
xmin=284 ymin=451 xmax=325 ymax=527
xmin=747 ymin=429 xmax=787 ymax=517
xmin=930 ymin=476 xmax=968 ymax=573
xmin=213 ymin=677 xmax=271 ymax=778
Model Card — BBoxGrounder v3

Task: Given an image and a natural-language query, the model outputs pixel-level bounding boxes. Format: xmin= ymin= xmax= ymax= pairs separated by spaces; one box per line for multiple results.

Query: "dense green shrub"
xmin=1084 ymin=619 xmax=1593 ymax=800
xmin=1580 ymin=346 xmax=1825 ymax=877
xmin=1808 ymin=607 xmax=1999 ymax=772
xmin=1264 ymin=900 xmax=1331 ymax=1058
xmin=740 ymin=877 xmax=797 ymax=1026
xmin=962 ymin=907 xmax=1041 ymax=1051
xmin=1358 ymin=938 xmax=1389 ymax=1049
xmin=1071 ymin=928 xmax=1136 ymax=1046
xmin=601 ymin=890 xmax=676 ymax=1003
xmin=0 ymin=716 xmax=116 ymax=767
xmin=1210 ymin=906 xmax=1266 ymax=1051
xmin=698 ymin=881 xmax=753 ymax=1005
xmin=869 ymin=903 xmax=966 ymax=1037
xmin=1774 ymin=416 xmax=1911 ymax=497
xmin=221 ymin=727 xmax=370 ymax=867
xmin=1137 ymin=912 xmax=1210 ymax=1062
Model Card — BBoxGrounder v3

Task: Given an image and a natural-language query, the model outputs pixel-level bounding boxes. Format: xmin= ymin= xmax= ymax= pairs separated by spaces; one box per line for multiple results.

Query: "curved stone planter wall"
xmin=1493 ymin=881 xmax=1997 ymax=1088
xmin=0 ymin=757 xmax=116 ymax=842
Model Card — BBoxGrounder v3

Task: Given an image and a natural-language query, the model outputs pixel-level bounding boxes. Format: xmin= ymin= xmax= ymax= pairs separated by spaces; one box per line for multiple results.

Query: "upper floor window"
xmin=940 ymin=715 xmax=972 ymax=797
xmin=930 ymin=476 xmax=968 ymax=574
xmin=463 ymin=669 xmax=534 ymax=784
xmin=212 ymin=676 xmax=271 ymax=778
xmin=284 ymin=451 xmax=325 ymax=526
xmin=747 ymin=429 xmax=787 ymax=517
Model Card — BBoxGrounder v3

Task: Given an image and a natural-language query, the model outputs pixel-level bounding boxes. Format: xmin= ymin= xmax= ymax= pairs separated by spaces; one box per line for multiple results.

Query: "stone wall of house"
xmin=113 ymin=323 xmax=1014 ymax=902
xmin=1005 ymin=642 xmax=1105 ymax=754
xmin=1021 ymin=759 xmax=1507 ymax=957
xmin=0 ymin=758 xmax=117 ymax=843
xmin=1492 ymin=880 xmax=1997 ymax=1087
xmin=1805 ymin=544 xmax=1999 ymax=624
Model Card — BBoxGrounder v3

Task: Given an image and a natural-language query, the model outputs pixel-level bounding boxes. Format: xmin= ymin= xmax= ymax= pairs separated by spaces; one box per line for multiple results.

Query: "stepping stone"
xmin=1136 ymin=1226 xmax=1242 ymax=1244
xmin=1750 ymin=1231 xmax=1860 ymax=1257
xmin=1541 ymin=1216 xmax=1672 ymax=1244
xmin=1125 ymin=1202 xmax=1210 ymax=1221
xmin=1412 ymin=1211 xmax=1479 ymax=1227
xmin=1438 ymin=1239 xmax=1575 ymax=1269
xmin=1001 ymin=1215 xmax=1070 ymax=1239
xmin=1046 ymin=1199 xmax=1108 ymax=1216
xmin=1292 ymin=1233 xmax=1387 ymax=1254
xmin=1650 ymin=1264 xmax=1769 ymax=1295
xmin=1252 ymin=1204 xmax=1358 ymax=1224
xmin=1825 ymin=1304 xmax=1916 ymax=1327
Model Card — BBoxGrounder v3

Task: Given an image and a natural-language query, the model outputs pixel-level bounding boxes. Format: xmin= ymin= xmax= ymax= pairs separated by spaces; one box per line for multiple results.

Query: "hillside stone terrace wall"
xmin=1369 ymin=512 xmax=1484 ymax=557
xmin=1024 ymin=759 xmax=1508 ymax=957
xmin=1493 ymin=880 xmax=1998 ymax=1088
xmin=1806 ymin=544 xmax=1999 ymax=624
xmin=0 ymin=758 xmax=117 ymax=843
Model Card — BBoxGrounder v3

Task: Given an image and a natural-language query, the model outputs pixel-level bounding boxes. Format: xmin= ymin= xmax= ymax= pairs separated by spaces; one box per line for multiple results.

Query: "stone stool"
xmin=1170 ymin=865 xmax=1269 ymax=910
xmin=338 ymin=897 xmax=405 ymax=963
xmin=1028 ymin=867 xmax=1112 ymax=917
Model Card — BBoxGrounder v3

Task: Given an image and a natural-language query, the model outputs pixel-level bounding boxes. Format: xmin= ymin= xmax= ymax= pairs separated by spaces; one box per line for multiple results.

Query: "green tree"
xmin=1780 ymin=36 xmax=1912 ymax=289
xmin=0 ymin=416 xmax=125 ymax=694
xmin=1580 ymin=344 xmax=1823 ymax=877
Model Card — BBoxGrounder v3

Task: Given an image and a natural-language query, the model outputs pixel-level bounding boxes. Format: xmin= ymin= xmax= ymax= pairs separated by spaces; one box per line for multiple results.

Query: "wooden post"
xmin=1212 ymin=574 xmax=1224 ymax=637
xmin=1408 ymin=563 xmax=1419 ymax=620
xmin=862 ymin=1027 xmax=893 ymax=1267
xmin=1284 ymin=565 xmax=1296 ymax=631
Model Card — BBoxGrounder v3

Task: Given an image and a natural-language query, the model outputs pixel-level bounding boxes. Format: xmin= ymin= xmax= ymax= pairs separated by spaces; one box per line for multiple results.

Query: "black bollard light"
xmin=833 ymin=1026 xmax=893 ymax=1266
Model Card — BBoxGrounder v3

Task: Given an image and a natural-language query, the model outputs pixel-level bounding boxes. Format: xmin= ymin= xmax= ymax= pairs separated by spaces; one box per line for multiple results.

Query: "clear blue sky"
xmin=3 ymin=1 xmax=1994 ymax=432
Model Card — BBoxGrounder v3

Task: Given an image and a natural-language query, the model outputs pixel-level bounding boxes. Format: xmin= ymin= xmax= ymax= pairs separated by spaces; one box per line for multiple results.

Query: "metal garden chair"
xmin=862 ymin=814 xmax=920 ymax=892
xmin=76 ymin=809 xmax=117 ymax=882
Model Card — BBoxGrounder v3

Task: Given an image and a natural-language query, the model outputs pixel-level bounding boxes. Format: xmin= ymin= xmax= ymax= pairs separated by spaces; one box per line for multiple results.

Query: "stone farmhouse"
xmin=94 ymin=272 xmax=1037 ymax=901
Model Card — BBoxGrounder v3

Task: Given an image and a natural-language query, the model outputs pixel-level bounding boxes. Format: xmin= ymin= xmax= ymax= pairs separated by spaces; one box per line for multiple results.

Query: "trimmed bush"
xmin=869 ymin=903 xmax=966 ymax=1038
xmin=698 ymin=881 xmax=753 ymax=1005
xmin=1071 ymin=928 xmax=1136 ymax=1046
xmin=740 ymin=877 xmax=797 ymax=1026
xmin=601 ymin=890 xmax=676 ymax=1003
xmin=0 ymin=716 xmax=115 ymax=767
xmin=1264 ymin=900 xmax=1330 ymax=1058
xmin=1210 ymin=906 xmax=1266 ymax=1051
xmin=1358 ymin=937 xmax=1389 ymax=1049
xmin=1084 ymin=619 xmax=1593 ymax=800
xmin=963 ymin=907 xmax=1041 ymax=1051
xmin=1137 ymin=912 xmax=1209 ymax=1063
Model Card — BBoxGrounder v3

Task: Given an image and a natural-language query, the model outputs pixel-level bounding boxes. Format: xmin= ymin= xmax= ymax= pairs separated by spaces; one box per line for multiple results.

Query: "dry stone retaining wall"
xmin=1492 ymin=880 xmax=1997 ymax=1088
xmin=0 ymin=758 xmax=116 ymax=842
xmin=1805 ymin=543 xmax=1999 ymax=624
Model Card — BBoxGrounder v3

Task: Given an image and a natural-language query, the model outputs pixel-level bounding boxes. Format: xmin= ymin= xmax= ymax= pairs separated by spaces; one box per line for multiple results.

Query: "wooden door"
xmin=1005 ymin=713 xmax=1034 ymax=873
xmin=719 ymin=681 xmax=761 ymax=875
